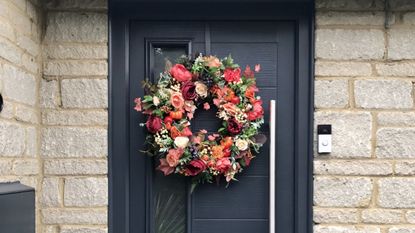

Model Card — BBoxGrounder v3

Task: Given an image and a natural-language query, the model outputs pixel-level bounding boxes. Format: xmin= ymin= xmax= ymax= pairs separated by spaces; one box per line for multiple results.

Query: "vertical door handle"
xmin=269 ymin=100 xmax=276 ymax=233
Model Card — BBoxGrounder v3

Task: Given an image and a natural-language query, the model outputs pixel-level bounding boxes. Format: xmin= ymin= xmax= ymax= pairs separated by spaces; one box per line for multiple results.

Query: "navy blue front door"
xmin=109 ymin=2 xmax=313 ymax=233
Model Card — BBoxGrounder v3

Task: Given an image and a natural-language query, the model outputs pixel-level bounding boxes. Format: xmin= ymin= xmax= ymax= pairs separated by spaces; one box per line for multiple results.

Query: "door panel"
xmin=130 ymin=20 xmax=297 ymax=233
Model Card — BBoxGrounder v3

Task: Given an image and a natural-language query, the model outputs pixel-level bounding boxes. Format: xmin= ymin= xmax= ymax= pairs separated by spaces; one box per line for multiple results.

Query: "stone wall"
xmin=314 ymin=0 xmax=415 ymax=233
xmin=0 ymin=0 xmax=43 ymax=231
xmin=40 ymin=1 xmax=108 ymax=233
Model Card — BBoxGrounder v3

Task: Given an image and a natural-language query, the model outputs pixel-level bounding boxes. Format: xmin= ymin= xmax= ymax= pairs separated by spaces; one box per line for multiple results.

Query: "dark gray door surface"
xmin=109 ymin=2 xmax=313 ymax=233
xmin=130 ymin=21 xmax=295 ymax=233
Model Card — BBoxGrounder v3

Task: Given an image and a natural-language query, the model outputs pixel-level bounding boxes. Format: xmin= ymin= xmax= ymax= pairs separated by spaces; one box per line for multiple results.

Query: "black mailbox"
xmin=0 ymin=182 xmax=35 ymax=233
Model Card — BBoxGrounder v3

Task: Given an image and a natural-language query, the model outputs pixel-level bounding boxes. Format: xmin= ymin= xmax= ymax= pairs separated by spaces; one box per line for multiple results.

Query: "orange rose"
xmin=169 ymin=110 xmax=183 ymax=120
xmin=221 ymin=137 xmax=233 ymax=149
xmin=170 ymin=126 xmax=181 ymax=139
xmin=245 ymin=85 xmax=258 ymax=101
xmin=170 ymin=92 xmax=184 ymax=109
xmin=223 ymin=87 xmax=235 ymax=101
xmin=166 ymin=148 xmax=184 ymax=167
xmin=211 ymin=145 xmax=224 ymax=159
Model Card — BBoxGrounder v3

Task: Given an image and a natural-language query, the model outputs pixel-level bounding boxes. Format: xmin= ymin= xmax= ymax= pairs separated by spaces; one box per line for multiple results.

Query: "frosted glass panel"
xmin=151 ymin=44 xmax=187 ymax=233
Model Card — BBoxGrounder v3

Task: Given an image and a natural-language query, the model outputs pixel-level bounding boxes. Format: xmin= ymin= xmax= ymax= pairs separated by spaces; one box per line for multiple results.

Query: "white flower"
xmin=235 ymin=139 xmax=249 ymax=151
xmin=174 ymin=136 xmax=189 ymax=149
xmin=195 ymin=81 xmax=208 ymax=98
xmin=153 ymin=96 xmax=160 ymax=106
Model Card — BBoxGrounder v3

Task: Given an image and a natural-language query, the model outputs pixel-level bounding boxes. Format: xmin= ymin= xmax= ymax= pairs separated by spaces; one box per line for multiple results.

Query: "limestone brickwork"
xmin=40 ymin=1 xmax=108 ymax=233
xmin=315 ymin=0 xmax=415 ymax=232
xmin=0 ymin=0 xmax=43 ymax=232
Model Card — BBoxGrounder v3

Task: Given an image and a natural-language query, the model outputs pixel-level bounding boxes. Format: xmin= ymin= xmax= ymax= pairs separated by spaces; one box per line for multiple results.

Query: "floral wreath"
xmin=134 ymin=54 xmax=267 ymax=189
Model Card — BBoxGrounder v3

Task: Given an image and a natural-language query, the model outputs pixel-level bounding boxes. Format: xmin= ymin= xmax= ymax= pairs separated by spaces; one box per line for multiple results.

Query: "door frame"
xmin=108 ymin=1 xmax=315 ymax=233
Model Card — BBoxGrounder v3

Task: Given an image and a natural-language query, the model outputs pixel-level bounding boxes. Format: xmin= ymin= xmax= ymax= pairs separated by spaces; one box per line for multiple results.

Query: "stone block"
xmin=0 ymin=121 xmax=25 ymax=157
xmin=378 ymin=178 xmax=415 ymax=208
xmin=44 ymin=159 xmax=107 ymax=175
xmin=361 ymin=209 xmax=402 ymax=224
xmin=315 ymin=0 xmax=384 ymax=10
xmin=315 ymin=111 xmax=372 ymax=158
xmin=314 ymin=177 xmax=373 ymax=207
xmin=377 ymin=128 xmax=415 ymax=158
xmin=64 ymin=177 xmax=108 ymax=207
xmin=41 ymin=209 xmax=107 ymax=224
xmin=44 ymin=61 xmax=108 ymax=76
xmin=43 ymin=44 xmax=108 ymax=60
xmin=40 ymin=79 xmax=59 ymax=108
xmin=61 ymin=79 xmax=107 ymax=108
xmin=314 ymin=160 xmax=392 ymax=175
xmin=45 ymin=0 xmax=108 ymax=10
xmin=12 ymin=159 xmax=39 ymax=175
xmin=389 ymin=29 xmax=415 ymax=60
xmin=42 ymin=110 xmax=108 ymax=126
xmin=60 ymin=227 xmax=107 ymax=233
xmin=314 ymin=226 xmax=381 ymax=233
xmin=354 ymin=80 xmax=413 ymax=109
xmin=316 ymin=12 xmax=384 ymax=26
xmin=316 ymin=29 xmax=384 ymax=60
xmin=313 ymin=207 xmax=359 ymax=223
xmin=395 ymin=161 xmax=415 ymax=175
xmin=376 ymin=62 xmax=415 ymax=77
xmin=44 ymin=12 xmax=107 ymax=43
xmin=1 ymin=63 xmax=36 ymax=106
xmin=41 ymin=177 xmax=61 ymax=207
xmin=41 ymin=127 xmax=107 ymax=158
xmin=378 ymin=112 xmax=415 ymax=127
xmin=314 ymin=79 xmax=348 ymax=108
xmin=316 ymin=61 xmax=372 ymax=77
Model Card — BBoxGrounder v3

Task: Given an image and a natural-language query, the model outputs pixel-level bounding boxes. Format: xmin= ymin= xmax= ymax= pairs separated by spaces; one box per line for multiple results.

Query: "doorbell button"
xmin=318 ymin=125 xmax=332 ymax=154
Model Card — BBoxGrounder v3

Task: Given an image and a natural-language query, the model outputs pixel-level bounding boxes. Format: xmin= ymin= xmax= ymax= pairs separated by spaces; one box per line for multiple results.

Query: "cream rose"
xmin=195 ymin=81 xmax=208 ymax=98
xmin=153 ymin=96 xmax=160 ymax=106
xmin=174 ymin=136 xmax=189 ymax=149
xmin=235 ymin=139 xmax=249 ymax=151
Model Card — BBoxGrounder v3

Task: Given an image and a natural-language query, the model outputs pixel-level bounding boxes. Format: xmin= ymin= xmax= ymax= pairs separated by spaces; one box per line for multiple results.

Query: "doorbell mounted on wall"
xmin=318 ymin=125 xmax=332 ymax=154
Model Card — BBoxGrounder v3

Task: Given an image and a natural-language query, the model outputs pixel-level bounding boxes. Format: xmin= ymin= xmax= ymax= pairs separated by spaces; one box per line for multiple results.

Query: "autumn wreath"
xmin=134 ymin=55 xmax=266 ymax=188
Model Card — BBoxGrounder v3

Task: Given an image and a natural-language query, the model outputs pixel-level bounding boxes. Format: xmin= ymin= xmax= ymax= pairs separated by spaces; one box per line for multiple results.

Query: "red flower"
xmin=227 ymin=118 xmax=242 ymax=135
xmin=247 ymin=99 xmax=264 ymax=121
xmin=146 ymin=115 xmax=162 ymax=133
xmin=181 ymin=81 xmax=197 ymax=100
xmin=170 ymin=64 xmax=192 ymax=82
xmin=185 ymin=160 xmax=206 ymax=176
xmin=215 ymin=158 xmax=231 ymax=173
xmin=224 ymin=68 xmax=241 ymax=83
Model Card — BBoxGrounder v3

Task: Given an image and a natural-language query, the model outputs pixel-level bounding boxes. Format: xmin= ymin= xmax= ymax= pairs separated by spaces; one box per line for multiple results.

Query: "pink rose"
xmin=185 ymin=160 xmax=206 ymax=176
xmin=170 ymin=92 xmax=184 ymax=109
xmin=215 ymin=158 xmax=231 ymax=173
xmin=146 ymin=115 xmax=162 ymax=133
xmin=170 ymin=64 xmax=192 ymax=82
xmin=224 ymin=68 xmax=241 ymax=83
xmin=166 ymin=148 xmax=183 ymax=167
xmin=157 ymin=159 xmax=174 ymax=176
